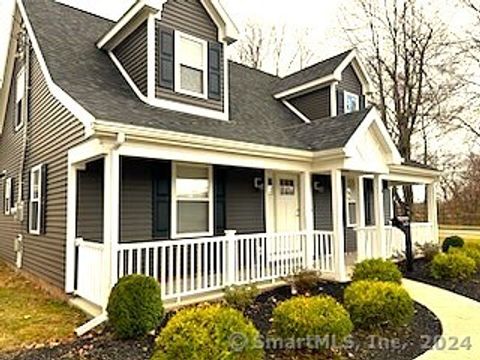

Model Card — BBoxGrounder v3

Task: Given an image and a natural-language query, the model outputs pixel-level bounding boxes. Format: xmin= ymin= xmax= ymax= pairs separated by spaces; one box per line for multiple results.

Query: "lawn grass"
xmin=439 ymin=226 xmax=480 ymax=245
xmin=0 ymin=261 xmax=87 ymax=352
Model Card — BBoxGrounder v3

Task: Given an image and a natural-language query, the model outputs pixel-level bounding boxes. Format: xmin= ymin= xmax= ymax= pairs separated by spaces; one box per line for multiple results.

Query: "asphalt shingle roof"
xmin=23 ymin=0 xmax=367 ymax=152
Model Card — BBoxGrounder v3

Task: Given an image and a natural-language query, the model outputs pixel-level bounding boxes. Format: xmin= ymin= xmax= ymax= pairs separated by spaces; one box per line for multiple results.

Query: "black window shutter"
xmin=363 ymin=178 xmax=374 ymax=226
xmin=214 ymin=166 xmax=226 ymax=236
xmin=159 ymin=27 xmax=175 ymax=90
xmin=360 ymin=95 xmax=366 ymax=110
xmin=337 ymin=89 xmax=344 ymax=115
xmin=10 ymin=177 xmax=15 ymax=210
xmin=152 ymin=162 xmax=171 ymax=239
xmin=208 ymin=42 xmax=222 ymax=101
xmin=40 ymin=165 xmax=47 ymax=234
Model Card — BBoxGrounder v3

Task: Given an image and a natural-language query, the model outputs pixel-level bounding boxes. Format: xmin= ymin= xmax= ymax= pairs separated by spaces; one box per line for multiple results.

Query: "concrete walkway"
xmin=403 ymin=279 xmax=480 ymax=359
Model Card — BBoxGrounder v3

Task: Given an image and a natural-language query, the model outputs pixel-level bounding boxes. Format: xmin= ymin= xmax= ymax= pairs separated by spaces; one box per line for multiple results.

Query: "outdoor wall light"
xmin=313 ymin=181 xmax=325 ymax=193
xmin=253 ymin=177 xmax=264 ymax=190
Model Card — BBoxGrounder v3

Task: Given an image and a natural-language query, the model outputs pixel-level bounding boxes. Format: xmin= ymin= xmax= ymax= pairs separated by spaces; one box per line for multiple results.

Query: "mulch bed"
xmin=400 ymin=258 xmax=480 ymax=302
xmin=2 ymin=281 xmax=442 ymax=360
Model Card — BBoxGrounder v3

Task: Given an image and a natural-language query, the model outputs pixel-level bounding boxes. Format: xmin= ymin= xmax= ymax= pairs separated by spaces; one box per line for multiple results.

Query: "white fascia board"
xmin=282 ymin=100 xmax=311 ymax=124
xmin=15 ymin=0 xmax=95 ymax=136
xmin=274 ymin=74 xmax=337 ymax=99
xmin=389 ymin=164 xmax=441 ymax=179
xmin=91 ymin=119 xmax=314 ymax=163
xmin=97 ymin=0 xmax=161 ymax=50
xmin=344 ymin=108 xmax=402 ymax=165
xmin=204 ymin=0 xmax=239 ymax=43
xmin=334 ymin=49 xmax=372 ymax=94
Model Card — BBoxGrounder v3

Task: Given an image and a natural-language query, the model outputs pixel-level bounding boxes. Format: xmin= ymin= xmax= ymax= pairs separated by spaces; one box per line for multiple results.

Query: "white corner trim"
xmin=16 ymin=0 xmax=95 ymax=136
xmin=282 ymin=100 xmax=311 ymax=124
xmin=330 ymin=82 xmax=338 ymax=117
xmin=108 ymin=51 xmax=229 ymax=121
xmin=147 ymin=14 xmax=156 ymax=100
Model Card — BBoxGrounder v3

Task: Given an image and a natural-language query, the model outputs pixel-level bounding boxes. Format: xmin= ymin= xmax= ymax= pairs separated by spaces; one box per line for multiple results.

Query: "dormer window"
xmin=175 ymin=32 xmax=208 ymax=98
xmin=344 ymin=91 xmax=359 ymax=114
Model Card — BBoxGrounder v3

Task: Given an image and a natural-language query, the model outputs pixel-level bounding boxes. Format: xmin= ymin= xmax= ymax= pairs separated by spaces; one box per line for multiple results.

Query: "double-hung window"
xmin=172 ymin=163 xmax=213 ymax=238
xmin=175 ymin=32 xmax=208 ymax=98
xmin=29 ymin=165 xmax=42 ymax=235
xmin=15 ymin=66 xmax=26 ymax=131
xmin=346 ymin=177 xmax=358 ymax=227
xmin=344 ymin=91 xmax=359 ymax=114
xmin=4 ymin=177 xmax=12 ymax=215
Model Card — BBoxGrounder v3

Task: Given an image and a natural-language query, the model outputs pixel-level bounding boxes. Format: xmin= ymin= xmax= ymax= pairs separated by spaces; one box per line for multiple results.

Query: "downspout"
xmin=74 ymin=132 xmax=125 ymax=337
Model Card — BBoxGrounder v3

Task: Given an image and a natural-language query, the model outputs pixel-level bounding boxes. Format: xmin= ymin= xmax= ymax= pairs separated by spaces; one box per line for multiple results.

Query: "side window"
xmin=344 ymin=91 xmax=359 ymax=114
xmin=4 ymin=177 xmax=13 ymax=215
xmin=29 ymin=165 xmax=44 ymax=235
xmin=346 ymin=177 xmax=357 ymax=227
xmin=15 ymin=66 xmax=26 ymax=131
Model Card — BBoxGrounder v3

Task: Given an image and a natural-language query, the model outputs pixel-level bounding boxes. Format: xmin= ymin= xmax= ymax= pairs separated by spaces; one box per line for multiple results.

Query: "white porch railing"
xmin=355 ymin=226 xmax=376 ymax=261
xmin=75 ymin=238 xmax=105 ymax=306
xmin=113 ymin=230 xmax=335 ymax=302
xmin=385 ymin=226 xmax=406 ymax=257
xmin=411 ymin=222 xmax=436 ymax=247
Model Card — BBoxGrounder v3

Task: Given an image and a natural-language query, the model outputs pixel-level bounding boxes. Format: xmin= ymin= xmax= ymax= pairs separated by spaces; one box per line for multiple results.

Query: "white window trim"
xmin=171 ymin=162 xmax=214 ymax=239
xmin=4 ymin=177 xmax=12 ymax=215
xmin=15 ymin=66 xmax=26 ymax=132
xmin=346 ymin=177 xmax=357 ymax=228
xmin=344 ymin=90 xmax=360 ymax=114
xmin=174 ymin=31 xmax=209 ymax=100
xmin=29 ymin=164 xmax=42 ymax=235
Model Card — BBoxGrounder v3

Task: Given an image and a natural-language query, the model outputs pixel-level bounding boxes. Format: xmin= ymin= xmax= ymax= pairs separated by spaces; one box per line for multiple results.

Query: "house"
xmin=0 ymin=0 xmax=439 ymax=315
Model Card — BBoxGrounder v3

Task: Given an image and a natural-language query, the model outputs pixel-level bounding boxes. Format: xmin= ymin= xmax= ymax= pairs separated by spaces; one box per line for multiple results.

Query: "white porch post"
xmin=427 ymin=182 xmax=439 ymax=243
xmin=373 ymin=174 xmax=386 ymax=258
xmin=102 ymin=149 xmax=120 ymax=308
xmin=301 ymin=171 xmax=314 ymax=269
xmin=65 ymin=162 xmax=79 ymax=293
xmin=331 ymin=169 xmax=347 ymax=281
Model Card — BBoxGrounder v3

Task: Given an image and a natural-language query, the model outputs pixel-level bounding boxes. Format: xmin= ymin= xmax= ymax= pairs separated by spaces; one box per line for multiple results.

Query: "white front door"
xmin=275 ymin=173 xmax=300 ymax=233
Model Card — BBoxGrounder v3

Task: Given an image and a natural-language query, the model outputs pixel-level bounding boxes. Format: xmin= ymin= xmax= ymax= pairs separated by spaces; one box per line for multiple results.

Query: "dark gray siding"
xmin=337 ymin=64 xmax=363 ymax=116
xmin=0 ymin=60 xmax=24 ymax=265
xmin=313 ymin=175 xmax=356 ymax=253
xmin=0 ymin=47 xmax=85 ymax=289
xmin=289 ymin=87 xmax=330 ymax=120
xmin=155 ymin=0 xmax=224 ymax=111
xmin=224 ymin=167 xmax=265 ymax=234
xmin=113 ymin=22 xmax=148 ymax=96
xmin=120 ymin=157 xmax=154 ymax=243
xmin=76 ymin=160 xmax=104 ymax=243
xmin=384 ymin=183 xmax=392 ymax=225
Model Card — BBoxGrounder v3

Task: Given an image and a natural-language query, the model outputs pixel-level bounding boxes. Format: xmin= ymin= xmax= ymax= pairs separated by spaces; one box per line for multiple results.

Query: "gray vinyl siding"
xmin=120 ymin=157 xmax=153 ymax=243
xmin=384 ymin=184 xmax=392 ymax=225
xmin=0 ymin=61 xmax=24 ymax=265
xmin=76 ymin=159 xmax=104 ymax=243
xmin=113 ymin=21 xmax=148 ymax=96
xmin=337 ymin=65 xmax=363 ymax=116
xmin=224 ymin=167 xmax=265 ymax=234
xmin=312 ymin=175 xmax=356 ymax=253
xmin=289 ymin=87 xmax=330 ymax=120
xmin=0 ymin=48 xmax=84 ymax=289
xmin=155 ymin=0 xmax=224 ymax=111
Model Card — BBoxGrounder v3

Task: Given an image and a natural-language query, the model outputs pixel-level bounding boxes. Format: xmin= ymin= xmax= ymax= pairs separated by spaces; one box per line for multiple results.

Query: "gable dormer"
xmin=97 ymin=0 xmax=238 ymax=121
xmin=274 ymin=50 xmax=371 ymax=123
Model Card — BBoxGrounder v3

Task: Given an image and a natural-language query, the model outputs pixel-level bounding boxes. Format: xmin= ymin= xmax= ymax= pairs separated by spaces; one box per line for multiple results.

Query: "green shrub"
xmin=152 ymin=304 xmax=263 ymax=360
xmin=430 ymin=252 xmax=477 ymax=280
xmin=272 ymin=296 xmax=353 ymax=348
xmin=284 ymin=269 xmax=323 ymax=295
xmin=344 ymin=280 xmax=414 ymax=329
xmin=450 ymin=246 xmax=480 ymax=269
xmin=107 ymin=274 xmax=164 ymax=339
xmin=419 ymin=243 xmax=441 ymax=262
xmin=351 ymin=259 xmax=402 ymax=284
xmin=224 ymin=284 xmax=259 ymax=311
xmin=442 ymin=236 xmax=464 ymax=253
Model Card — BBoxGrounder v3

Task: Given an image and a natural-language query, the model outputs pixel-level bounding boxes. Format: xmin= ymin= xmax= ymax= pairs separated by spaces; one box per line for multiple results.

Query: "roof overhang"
xmin=274 ymin=49 xmax=373 ymax=99
xmin=97 ymin=0 xmax=238 ymax=50
xmin=387 ymin=164 xmax=441 ymax=184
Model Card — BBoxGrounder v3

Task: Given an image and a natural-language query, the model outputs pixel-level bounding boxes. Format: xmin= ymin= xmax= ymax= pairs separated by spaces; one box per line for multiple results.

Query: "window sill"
xmin=171 ymin=231 xmax=213 ymax=240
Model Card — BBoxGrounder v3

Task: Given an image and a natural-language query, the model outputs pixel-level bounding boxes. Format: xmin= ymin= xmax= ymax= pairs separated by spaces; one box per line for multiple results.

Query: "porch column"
xmin=373 ymin=174 xmax=386 ymax=258
xmin=102 ymin=149 xmax=120 ymax=308
xmin=65 ymin=162 xmax=79 ymax=293
xmin=427 ymin=182 xmax=439 ymax=243
xmin=301 ymin=171 xmax=314 ymax=269
xmin=331 ymin=169 xmax=347 ymax=281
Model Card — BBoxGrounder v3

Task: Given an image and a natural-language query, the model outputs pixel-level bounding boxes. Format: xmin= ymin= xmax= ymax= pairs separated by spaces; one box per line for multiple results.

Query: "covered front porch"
xmin=64 ymin=114 xmax=439 ymax=310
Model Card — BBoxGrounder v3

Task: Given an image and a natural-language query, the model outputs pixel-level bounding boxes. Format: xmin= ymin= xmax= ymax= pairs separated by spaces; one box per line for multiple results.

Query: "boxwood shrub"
xmin=107 ymin=274 xmax=164 ymax=339
xmin=442 ymin=236 xmax=464 ymax=253
xmin=272 ymin=296 xmax=353 ymax=348
xmin=351 ymin=258 xmax=402 ymax=284
xmin=430 ymin=252 xmax=477 ymax=280
xmin=152 ymin=304 xmax=263 ymax=360
xmin=344 ymin=280 xmax=414 ymax=329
